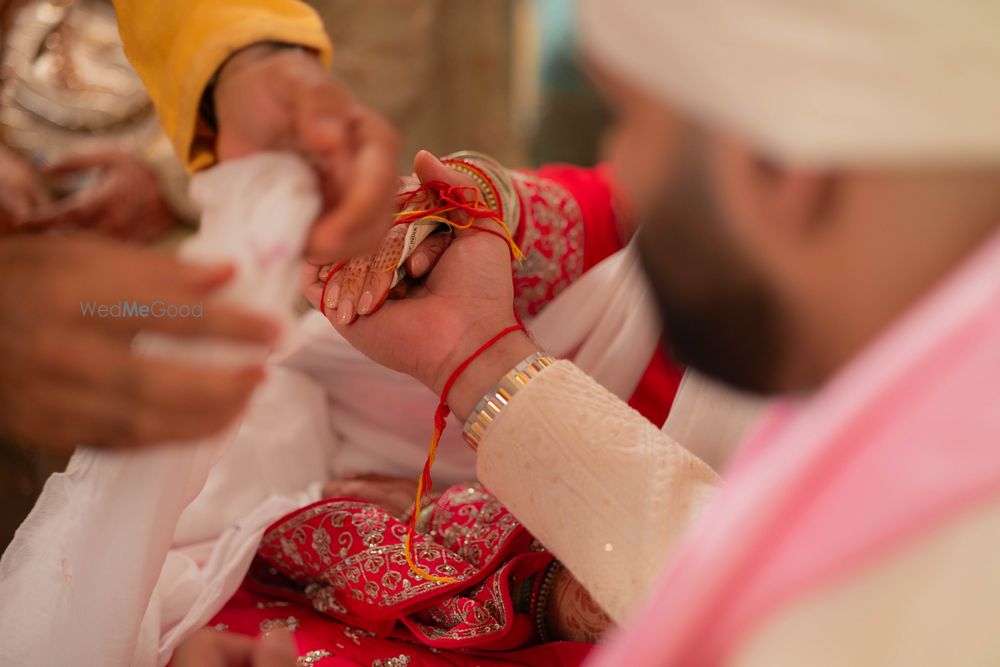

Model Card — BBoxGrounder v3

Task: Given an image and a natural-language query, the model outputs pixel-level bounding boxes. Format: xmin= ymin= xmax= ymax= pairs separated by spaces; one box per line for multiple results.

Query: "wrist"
xmin=438 ymin=329 xmax=539 ymax=421
xmin=217 ymin=42 xmax=308 ymax=83
xmin=210 ymin=43 xmax=316 ymax=124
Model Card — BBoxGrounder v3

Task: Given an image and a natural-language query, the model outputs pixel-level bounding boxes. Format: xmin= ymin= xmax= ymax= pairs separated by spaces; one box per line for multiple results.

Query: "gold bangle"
xmin=463 ymin=352 xmax=556 ymax=451
xmin=444 ymin=150 xmax=521 ymax=238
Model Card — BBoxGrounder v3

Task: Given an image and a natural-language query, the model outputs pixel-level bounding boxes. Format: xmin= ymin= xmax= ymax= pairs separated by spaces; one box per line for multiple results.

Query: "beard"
xmin=636 ymin=146 xmax=788 ymax=395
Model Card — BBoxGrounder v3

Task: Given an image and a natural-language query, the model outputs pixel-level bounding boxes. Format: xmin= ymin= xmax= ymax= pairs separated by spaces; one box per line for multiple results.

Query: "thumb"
xmin=413 ymin=149 xmax=475 ymax=189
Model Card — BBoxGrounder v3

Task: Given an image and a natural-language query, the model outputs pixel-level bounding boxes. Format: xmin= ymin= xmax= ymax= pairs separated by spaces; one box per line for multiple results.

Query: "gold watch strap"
xmin=463 ymin=352 xmax=556 ymax=451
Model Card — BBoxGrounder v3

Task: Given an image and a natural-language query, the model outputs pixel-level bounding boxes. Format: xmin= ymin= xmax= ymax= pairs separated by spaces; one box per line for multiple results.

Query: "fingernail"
xmin=325 ymin=285 xmax=340 ymax=312
xmin=410 ymin=253 xmax=428 ymax=276
xmin=337 ymin=300 xmax=354 ymax=323
xmin=357 ymin=291 xmax=373 ymax=314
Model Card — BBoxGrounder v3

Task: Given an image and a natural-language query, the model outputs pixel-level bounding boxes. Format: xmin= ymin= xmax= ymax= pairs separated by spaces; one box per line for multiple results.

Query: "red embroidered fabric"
xmin=510 ymin=164 xmax=682 ymax=426
xmin=207 ymin=484 xmax=592 ymax=666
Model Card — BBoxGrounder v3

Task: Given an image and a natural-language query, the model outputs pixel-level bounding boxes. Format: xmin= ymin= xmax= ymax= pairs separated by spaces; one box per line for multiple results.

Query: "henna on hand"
xmin=545 ymin=569 xmax=614 ymax=643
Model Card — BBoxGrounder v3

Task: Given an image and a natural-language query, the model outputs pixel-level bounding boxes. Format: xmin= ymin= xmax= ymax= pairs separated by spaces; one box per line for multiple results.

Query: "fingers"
xmin=412 ymin=150 xmax=489 ymax=236
xmin=173 ymin=629 xmax=296 ymax=667
xmin=322 ymin=475 xmax=418 ymax=518
xmin=317 ymin=261 xmax=344 ymax=316
xmin=173 ymin=629 xmax=255 ymax=667
xmin=33 ymin=331 xmax=264 ymax=447
xmin=21 ymin=179 xmax=112 ymax=230
xmin=16 ymin=375 xmax=253 ymax=450
xmin=211 ymin=44 xmax=399 ymax=265
xmin=98 ymin=301 xmax=280 ymax=346
xmin=357 ymin=225 xmax=407 ymax=315
xmin=405 ymin=233 xmax=452 ymax=279
xmin=43 ymin=150 xmax=127 ymax=176
xmin=300 ymin=262 xmax=325 ymax=311
xmin=61 ymin=245 xmax=279 ymax=344
xmin=321 ymin=478 xmax=396 ymax=505
xmin=304 ymin=109 xmax=399 ymax=264
xmin=253 ymin=629 xmax=297 ymax=667
xmin=322 ymin=479 xmax=375 ymax=500
xmin=331 ymin=254 xmax=371 ymax=324
xmin=413 ymin=149 xmax=476 ymax=189
xmin=1 ymin=178 xmax=48 ymax=221
xmin=292 ymin=75 xmax=353 ymax=155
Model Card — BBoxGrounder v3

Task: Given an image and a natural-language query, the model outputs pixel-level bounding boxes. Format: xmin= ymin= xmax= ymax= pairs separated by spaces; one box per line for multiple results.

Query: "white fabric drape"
xmin=0 ymin=153 xmax=325 ymax=666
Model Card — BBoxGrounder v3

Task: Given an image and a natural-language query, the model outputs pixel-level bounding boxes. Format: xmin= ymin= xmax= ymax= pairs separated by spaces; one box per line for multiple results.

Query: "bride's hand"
xmin=547 ymin=570 xmax=614 ymax=643
xmin=322 ymin=473 xmax=419 ymax=519
xmin=301 ymin=175 xmax=451 ymax=324
xmin=328 ymin=150 xmax=538 ymax=420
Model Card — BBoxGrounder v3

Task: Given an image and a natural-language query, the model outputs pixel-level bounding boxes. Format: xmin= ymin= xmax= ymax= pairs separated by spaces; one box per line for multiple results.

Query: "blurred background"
xmin=0 ymin=0 xmax=610 ymax=551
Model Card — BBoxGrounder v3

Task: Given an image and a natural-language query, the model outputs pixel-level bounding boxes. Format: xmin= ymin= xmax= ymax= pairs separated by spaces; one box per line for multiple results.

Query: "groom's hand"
xmin=324 ymin=151 xmax=539 ymax=420
xmin=214 ymin=45 xmax=400 ymax=264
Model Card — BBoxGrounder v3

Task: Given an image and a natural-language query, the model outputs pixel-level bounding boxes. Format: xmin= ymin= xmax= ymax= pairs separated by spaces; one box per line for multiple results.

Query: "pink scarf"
xmin=589 ymin=228 xmax=1000 ymax=666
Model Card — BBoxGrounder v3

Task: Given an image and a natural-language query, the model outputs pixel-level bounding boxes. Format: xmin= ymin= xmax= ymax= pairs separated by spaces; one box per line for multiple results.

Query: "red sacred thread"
xmin=316 ymin=180 xmax=528 ymax=583
xmin=318 ymin=181 xmax=524 ymax=317
xmin=403 ymin=322 xmax=526 ymax=583
xmin=441 ymin=158 xmax=506 ymax=222
xmin=393 ymin=181 xmax=524 ymax=261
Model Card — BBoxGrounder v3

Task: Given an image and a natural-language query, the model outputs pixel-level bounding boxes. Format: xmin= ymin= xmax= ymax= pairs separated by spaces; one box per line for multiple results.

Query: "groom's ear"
xmin=712 ymin=138 xmax=834 ymax=251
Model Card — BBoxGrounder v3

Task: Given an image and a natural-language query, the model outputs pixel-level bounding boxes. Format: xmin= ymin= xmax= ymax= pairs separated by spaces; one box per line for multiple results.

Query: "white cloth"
xmin=579 ymin=0 xmax=1000 ymax=167
xmin=0 ymin=153 xmax=324 ymax=667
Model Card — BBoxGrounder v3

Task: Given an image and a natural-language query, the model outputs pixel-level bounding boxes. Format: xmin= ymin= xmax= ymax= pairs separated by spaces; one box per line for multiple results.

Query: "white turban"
xmin=579 ymin=0 xmax=1000 ymax=166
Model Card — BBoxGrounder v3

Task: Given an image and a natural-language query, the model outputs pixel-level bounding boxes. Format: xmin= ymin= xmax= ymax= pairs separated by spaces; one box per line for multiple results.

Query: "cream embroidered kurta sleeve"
xmin=112 ymin=0 xmax=332 ymax=171
xmin=476 ymin=360 xmax=720 ymax=623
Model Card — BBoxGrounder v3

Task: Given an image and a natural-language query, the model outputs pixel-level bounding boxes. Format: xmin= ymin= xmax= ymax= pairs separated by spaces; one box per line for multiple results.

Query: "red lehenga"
xmin=202 ymin=163 xmax=678 ymax=665
xmin=208 ymin=485 xmax=592 ymax=666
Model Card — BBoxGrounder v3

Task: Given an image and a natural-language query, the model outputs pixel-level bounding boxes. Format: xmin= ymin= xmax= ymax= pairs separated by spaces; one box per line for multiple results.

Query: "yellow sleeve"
xmin=112 ymin=0 xmax=333 ymax=172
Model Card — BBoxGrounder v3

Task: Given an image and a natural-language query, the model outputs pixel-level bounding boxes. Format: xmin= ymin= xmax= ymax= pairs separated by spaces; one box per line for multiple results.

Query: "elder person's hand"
xmin=214 ymin=44 xmax=400 ymax=264
xmin=172 ymin=628 xmax=296 ymax=667
xmin=310 ymin=151 xmax=539 ymax=421
xmin=23 ymin=150 xmax=177 ymax=243
xmin=0 ymin=235 xmax=278 ymax=451
xmin=323 ymin=472 xmax=419 ymax=519
xmin=0 ymin=145 xmax=48 ymax=230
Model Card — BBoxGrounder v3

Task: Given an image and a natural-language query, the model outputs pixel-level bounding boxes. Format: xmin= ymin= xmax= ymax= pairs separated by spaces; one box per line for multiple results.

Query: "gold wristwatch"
xmin=463 ymin=352 xmax=556 ymax=451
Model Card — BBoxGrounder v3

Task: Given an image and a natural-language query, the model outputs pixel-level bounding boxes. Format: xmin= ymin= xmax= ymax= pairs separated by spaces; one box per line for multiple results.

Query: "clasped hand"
xmin=303 ymin=150 xmax=538 ymax=418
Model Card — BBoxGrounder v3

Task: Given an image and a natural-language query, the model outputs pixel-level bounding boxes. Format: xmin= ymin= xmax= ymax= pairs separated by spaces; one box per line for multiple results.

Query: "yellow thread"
xmin=403 ymin=427 xmax=457 ymax=584
xmin=393 ymin=208 xmax=525 ymax=263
